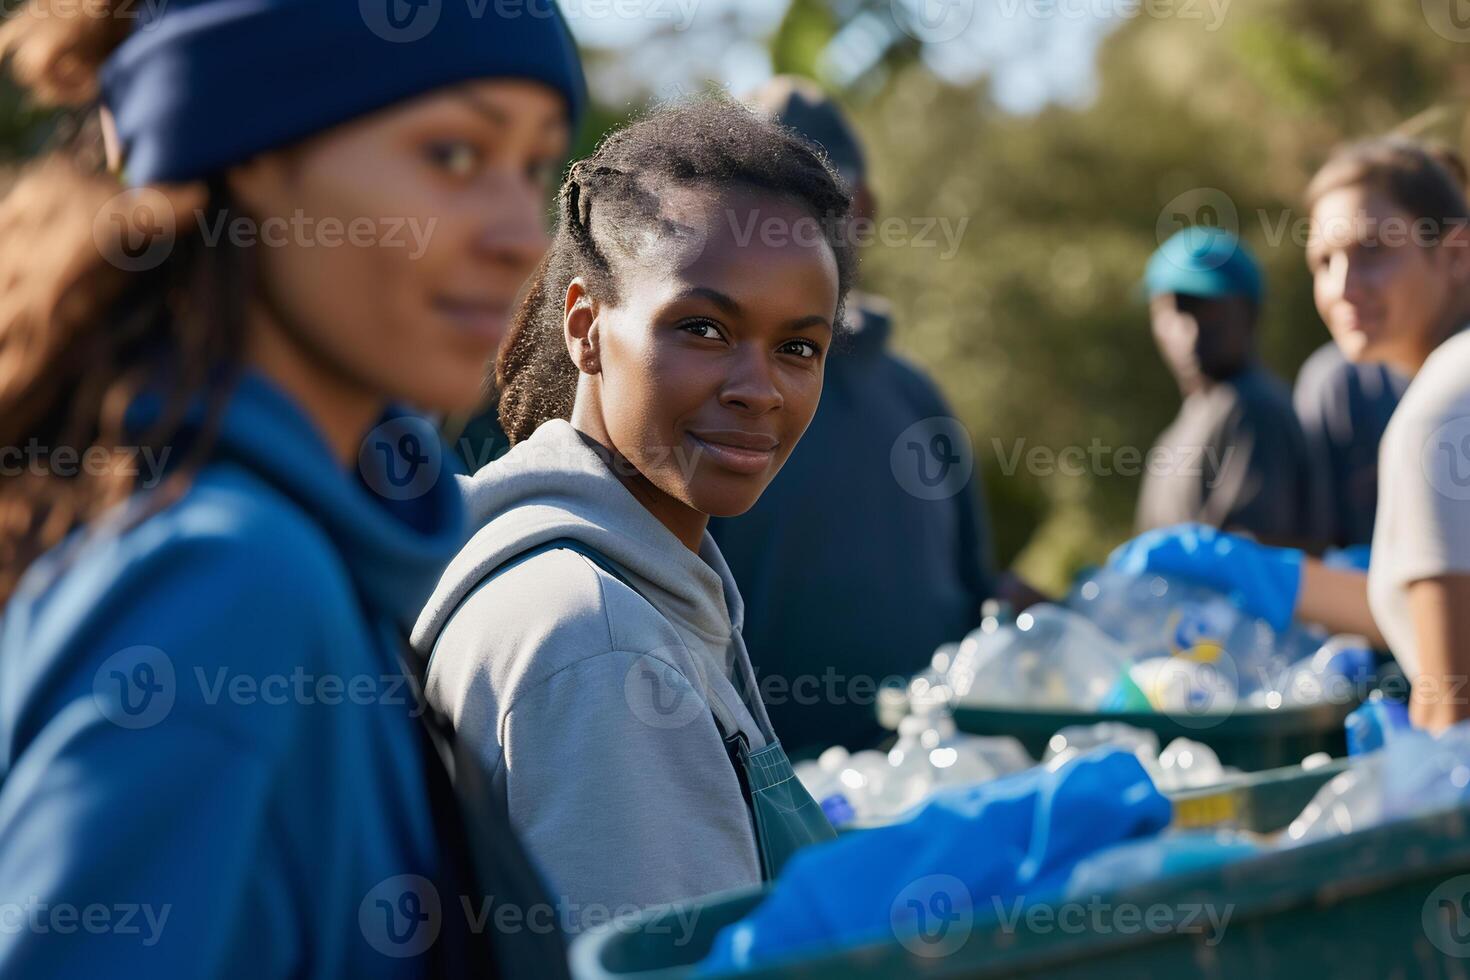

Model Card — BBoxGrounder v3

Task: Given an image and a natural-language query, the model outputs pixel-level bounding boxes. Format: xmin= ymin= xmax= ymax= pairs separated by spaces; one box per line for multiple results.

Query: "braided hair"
xmin=496 ymin=98 xmax=858 ymax=446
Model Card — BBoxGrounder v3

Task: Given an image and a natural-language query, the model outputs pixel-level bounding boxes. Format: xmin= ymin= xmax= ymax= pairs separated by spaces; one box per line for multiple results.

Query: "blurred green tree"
xmin=770 ymin=0 xmax=1470 ymax=590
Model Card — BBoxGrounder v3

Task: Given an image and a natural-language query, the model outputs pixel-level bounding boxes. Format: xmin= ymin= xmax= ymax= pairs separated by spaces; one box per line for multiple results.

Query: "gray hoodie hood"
xmin=412 ymin=418 xmax=773 ymax=740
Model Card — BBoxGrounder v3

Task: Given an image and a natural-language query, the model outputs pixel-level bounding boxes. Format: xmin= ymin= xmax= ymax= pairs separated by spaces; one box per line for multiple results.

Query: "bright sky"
xmin=562 ymin=0 xmax=1119 ymax=113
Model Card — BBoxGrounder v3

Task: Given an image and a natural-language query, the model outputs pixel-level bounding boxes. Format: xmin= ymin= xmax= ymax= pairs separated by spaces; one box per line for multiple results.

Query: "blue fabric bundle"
xmin=699 ymin=748 xmax=1171 ymax=973
xmin=100 ymin=0 xmax=586 ymax=184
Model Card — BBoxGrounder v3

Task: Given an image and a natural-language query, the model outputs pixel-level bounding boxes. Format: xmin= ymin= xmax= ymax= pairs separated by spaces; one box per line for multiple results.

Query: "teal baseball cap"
xmin=1145 ymin=227 xmax=1263 ymax=305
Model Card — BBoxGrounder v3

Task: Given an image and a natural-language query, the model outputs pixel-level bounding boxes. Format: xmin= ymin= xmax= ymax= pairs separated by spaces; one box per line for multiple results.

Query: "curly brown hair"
xmin=495 ymin=98 xmax=859 ymax=446
xmin=0 ymin=1 xmax=252 ymax=604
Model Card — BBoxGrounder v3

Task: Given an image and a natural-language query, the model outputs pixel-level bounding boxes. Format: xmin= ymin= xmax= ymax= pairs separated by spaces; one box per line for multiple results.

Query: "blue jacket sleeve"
xmin=0 ymin=508 xmax=344 ymax=978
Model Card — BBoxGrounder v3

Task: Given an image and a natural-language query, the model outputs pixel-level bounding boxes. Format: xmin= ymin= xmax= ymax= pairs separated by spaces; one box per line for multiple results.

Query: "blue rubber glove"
xmin=1106 ymin=523 xmax=1304 ymax=631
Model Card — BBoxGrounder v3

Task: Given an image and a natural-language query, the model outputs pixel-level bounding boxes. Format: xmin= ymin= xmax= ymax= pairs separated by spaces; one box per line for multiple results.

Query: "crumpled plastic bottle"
xmin=1285 ymin=755 xmax=1385 ymax=844
xmin=1067 ymin=567 xmax=1327 ymax=700
xmin=1044 ymin=721 xmax=1160 ymax=771
xmin=950 ymin=603 xmax=1133 ymax=710
xmin=1153 ymin=737 xmax=1227 ymax=791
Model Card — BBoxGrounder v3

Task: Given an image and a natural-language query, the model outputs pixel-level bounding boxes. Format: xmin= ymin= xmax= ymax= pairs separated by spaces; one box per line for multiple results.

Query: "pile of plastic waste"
xmin=912 ymin=568 xmax=1376 ymax=717
xmin=1285 ymin=701 xmax=1470 ymax=845
xmin=794 ymin=712 xmax=1231 ymax=828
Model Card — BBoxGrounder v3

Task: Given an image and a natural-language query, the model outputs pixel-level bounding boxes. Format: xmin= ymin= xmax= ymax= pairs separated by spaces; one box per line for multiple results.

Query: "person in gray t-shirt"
xmin=1136 ymin=227 xmax=1317 ymax=542
xmin=1293 ymin=340 xmax=1408 ymax=549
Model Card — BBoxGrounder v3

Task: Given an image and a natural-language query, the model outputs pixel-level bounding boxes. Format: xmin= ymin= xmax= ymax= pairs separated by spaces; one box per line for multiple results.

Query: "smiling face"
xmin=1307 ymin=184 xmax=1470 ymax=372
xmin=566 ymin=185 xmax=841 ymax=529
xmin=226 ymin=79 xmax=570 ymax=415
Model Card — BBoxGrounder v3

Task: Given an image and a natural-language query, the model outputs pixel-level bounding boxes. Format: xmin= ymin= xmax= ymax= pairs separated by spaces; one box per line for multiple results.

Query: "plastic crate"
xmin=1168 ymin=757 xmax=1350 ymax=833
xmin=571 ymin=803 xmax=1470 ymax=979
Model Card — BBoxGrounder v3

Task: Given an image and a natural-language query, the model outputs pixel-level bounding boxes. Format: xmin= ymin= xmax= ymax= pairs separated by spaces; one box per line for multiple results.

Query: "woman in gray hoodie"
xmin=413 ymin=101 xmax=858 ymax=928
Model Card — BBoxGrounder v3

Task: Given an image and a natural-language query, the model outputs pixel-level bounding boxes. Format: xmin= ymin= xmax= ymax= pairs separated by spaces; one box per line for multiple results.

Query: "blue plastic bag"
xmin=698 ymin=748 xmax=1170 ymax=973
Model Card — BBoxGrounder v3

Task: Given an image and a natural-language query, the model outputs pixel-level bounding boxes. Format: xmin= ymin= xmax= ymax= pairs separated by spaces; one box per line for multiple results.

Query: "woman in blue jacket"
xmin=0 ymin=1 xmax=582 ymax=975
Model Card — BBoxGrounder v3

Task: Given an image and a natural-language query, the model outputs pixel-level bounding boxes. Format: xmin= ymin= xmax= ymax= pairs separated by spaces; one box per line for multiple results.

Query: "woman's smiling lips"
xmin=685 ymin=428 xmax=780 ymax=475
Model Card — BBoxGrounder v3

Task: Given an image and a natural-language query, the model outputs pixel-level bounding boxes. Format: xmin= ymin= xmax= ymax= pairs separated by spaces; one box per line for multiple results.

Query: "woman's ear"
xmin=563 ymin=277 xmax=601 ymax=374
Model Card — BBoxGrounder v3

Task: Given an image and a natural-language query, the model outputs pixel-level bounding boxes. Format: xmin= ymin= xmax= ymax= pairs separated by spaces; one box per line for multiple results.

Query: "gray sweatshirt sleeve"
xmin=501 ymin=648 xmax=762 ymax=930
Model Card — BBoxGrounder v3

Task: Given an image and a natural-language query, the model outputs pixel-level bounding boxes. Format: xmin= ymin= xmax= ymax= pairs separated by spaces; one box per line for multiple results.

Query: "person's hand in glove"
xmin=1106 ymin=523 xmax=1304 ymax=631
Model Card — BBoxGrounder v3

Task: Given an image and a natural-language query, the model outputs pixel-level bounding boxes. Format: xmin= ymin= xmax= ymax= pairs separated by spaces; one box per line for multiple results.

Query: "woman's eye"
xmin=428 ymin=141 xmax=482 ymax=178
xmin=782 ymin=339 xmax=821 ymax=359
xmin=680 ymin=319 xmax=724 ymax=341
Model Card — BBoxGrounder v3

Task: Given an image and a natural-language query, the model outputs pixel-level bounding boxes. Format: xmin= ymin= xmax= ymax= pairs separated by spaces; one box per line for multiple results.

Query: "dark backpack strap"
xmin=397 ymin=629 xmax=571 ymax=979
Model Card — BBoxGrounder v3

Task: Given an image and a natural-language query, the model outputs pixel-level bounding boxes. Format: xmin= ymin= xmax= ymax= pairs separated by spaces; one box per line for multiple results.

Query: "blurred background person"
xmin=1112 ymin=138 xmax=1470 ymax=731
xmin=709 ymin=76 xmax=999 ymax=755
xmin=1291 ymin=143 xmax=1463 ymax=554
xmin=0 ymin=1 xmax=583 ymax=974
xmin=1293 ymin=341 xmax=1407 ymax=551
xmin=1136 ymin=227 xmax=1318 ymax=544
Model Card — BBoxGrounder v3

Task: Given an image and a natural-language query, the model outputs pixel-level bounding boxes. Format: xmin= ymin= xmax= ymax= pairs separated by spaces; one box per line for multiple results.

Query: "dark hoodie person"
xmin=708 ymin=77 xmax=996 ymax=754
xmin=413 ymin=101 xmax=854 ymax=927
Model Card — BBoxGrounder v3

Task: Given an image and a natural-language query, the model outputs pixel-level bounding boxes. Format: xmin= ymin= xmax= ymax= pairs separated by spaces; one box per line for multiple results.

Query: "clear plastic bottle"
xmin=923 ymin=712 xmax=1000 ymax=788
xmin=1153 ymin=737 xmax=1227 ymax=791
xmin=880 ymin=716 xmax=938 ymax=817
xmin=951 ymin=603 xmax=1132 ymax=709
xmin=833 ymin=749 xmax=897 ymax=822
xmin=1068 ymin=567 xmax=1300 ymax=698
xmin=1285 ymin=756 xmax=1384 ymax=844
xmin=1045 ymin=722 xmax=1160 ymax=771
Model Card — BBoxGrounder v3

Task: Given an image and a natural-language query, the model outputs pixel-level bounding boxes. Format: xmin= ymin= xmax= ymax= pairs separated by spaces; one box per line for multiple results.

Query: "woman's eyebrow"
xmin=673 ymin=287 xmax=742 ymax=316
xmin=456 ymin=93 xmax=508 ymax=129
xmin=785 ymin=314 xmax=833 ymax=332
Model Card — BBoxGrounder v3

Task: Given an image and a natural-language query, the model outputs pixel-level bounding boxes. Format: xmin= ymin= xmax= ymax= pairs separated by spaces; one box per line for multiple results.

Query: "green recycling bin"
xmin=1168 ymin=757 xmax=1351 ymax=833
xmin=571 ymin=802 xmax=1470 ymax=979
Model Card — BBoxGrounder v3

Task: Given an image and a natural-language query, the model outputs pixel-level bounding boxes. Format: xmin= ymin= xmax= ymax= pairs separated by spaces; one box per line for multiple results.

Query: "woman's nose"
xmin=719 ymin=346 xmax=784 ymax=415
xmin=472 ymin=176 xmax=551 ymax=273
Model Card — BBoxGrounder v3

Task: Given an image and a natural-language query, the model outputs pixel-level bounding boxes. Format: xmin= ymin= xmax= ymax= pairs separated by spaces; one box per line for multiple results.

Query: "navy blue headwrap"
xmin=100 ymin=0 xmax=586 ymax=185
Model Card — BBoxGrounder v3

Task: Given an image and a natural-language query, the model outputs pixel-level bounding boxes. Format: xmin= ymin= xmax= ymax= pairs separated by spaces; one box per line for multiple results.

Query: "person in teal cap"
xmin=1136 ymin=225 xmax=1319 ymax=543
